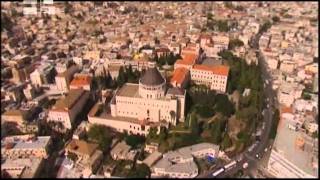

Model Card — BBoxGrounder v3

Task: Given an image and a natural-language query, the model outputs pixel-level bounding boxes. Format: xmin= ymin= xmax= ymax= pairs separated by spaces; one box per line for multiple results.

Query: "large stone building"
xmin=190 ymin=64 xmax=229 ymax=93
xmin=1 ymin=134 xmax=51 ymax=159
xmin=88 ymin=62 xmax=186 ymax=136
xmin=48 ymin=89 xmax=89 ymax=131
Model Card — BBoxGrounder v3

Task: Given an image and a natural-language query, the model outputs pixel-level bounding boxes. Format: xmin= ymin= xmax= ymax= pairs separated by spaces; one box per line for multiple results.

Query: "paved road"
xmin=199 ymin=30 xmax=277 ymax=178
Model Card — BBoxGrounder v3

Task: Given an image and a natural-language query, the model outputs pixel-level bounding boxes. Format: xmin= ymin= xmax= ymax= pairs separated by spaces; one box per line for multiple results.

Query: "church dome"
xmin=140 ymin=62 xmax=165 ymax=86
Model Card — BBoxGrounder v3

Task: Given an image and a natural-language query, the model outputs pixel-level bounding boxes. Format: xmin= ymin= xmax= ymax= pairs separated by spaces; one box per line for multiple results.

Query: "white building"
xmin=190 ymin=64 xmax=229 ymax=93
xmin=152 ymin=143 xmax=219 ymax=178
xmin=88 ymin=62 xmax=186 ymax=136
xmin=1 ymin=135 xmax=51 ymax=159
xmin=267 ymin=118 xmax=318 ymax=178
xmin=48 ymin=89 xmax=89 ymax=130
xmin=30 ymin=63 xmax=54 ymax=88
xmin=278 ymin=82 xmax=304 ymax=107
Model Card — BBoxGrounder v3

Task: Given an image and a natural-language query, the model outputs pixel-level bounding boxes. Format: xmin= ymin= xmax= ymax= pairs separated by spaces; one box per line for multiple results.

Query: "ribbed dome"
xmin=140 ymin=67 xmax=165 ymax=86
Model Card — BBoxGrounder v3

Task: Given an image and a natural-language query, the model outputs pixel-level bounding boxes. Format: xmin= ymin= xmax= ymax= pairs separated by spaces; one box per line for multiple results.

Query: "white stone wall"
xmin=114 ymin=95 xmax=178 ymax=124
xmin=48 ymin=110 xmax=72 ymax=129
xmin=88 ymin=116 xmax=152 ymax=136
xmin=139 ymin=82 xmax=166 ymax=99
xmin=30 ymin=71 xmax=43 ymax=87
xmin=55 ymin=76 xmax=69 ymax=92
xmin=190 ymin=68 xmax=228 ymax=93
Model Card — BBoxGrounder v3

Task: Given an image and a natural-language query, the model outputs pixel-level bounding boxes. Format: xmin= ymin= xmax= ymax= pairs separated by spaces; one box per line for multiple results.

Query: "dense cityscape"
xmin=1 ymin=1 xmax=318 ymax=178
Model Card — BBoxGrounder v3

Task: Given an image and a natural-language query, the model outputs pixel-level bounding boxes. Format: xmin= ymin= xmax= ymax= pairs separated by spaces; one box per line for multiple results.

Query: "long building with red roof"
xmin=190 ymin=64 xmax=229 ymax=93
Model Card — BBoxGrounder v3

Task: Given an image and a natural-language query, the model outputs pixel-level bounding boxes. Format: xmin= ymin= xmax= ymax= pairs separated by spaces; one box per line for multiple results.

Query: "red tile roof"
xmin=193 ymin=64 xmax=230 ymax=76
xmin=171 ymin=67 xmax=189 ymax=85
xmin=70 ymin=74 xmax=92 ymax=87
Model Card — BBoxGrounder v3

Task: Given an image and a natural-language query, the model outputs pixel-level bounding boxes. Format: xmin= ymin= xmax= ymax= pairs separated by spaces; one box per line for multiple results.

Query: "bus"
xmin=224 ymin=160 xmax=237 ymax=170
xmin=212 ymin=168 xmax=225 ymax=177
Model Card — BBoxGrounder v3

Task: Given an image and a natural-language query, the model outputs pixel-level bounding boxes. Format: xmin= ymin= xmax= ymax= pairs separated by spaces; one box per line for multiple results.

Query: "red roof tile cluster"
xmin=70 ymin=74 xmax=92 ymax=87
xmin=171 ymin=67 xmax=189 ymax=85
xmin=193 ymin=64 xmax=230 ymax=76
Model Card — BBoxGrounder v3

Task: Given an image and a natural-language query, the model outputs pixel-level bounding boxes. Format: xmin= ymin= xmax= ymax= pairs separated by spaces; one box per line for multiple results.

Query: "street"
xmin=198 ymin=30 xmax=277 ymax=178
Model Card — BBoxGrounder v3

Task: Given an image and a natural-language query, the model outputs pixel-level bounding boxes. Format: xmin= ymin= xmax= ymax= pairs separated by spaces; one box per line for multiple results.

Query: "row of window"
xmin=118 ymin=111 xmax=138 ymax=116
xmin=142 ymin=86 xmax=162 ymax=91
xmin=191 ymin=73 xmax=226 ymax=79
xmin=117 ymin=100 xmax=170 ymax=109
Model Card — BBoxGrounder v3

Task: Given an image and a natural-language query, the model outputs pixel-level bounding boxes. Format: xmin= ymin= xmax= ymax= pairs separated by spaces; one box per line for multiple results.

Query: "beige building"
xmin=190 ymin=65 xmax=229 ymax=93
xmin=110 ymin=141 xmax=137 ymax=161
xmin=2 ymin=109 xmax=27 ymax=126
xmin=1 ymin=158 xmax=44 ymax=178
xmin=65 ymin=139 xmax=103 ymax=173
xmin=55 ymin=65 xmax=79 ymax=92
xmin=48 ymin=89 xmax=89 ymax=130
xmin=88 ymin=62 xmax=186 ymax=136
xmin=152 ymin=143 xmax=219 ymax=178
xmin=1 ymin=135 xmax=51 ymax=159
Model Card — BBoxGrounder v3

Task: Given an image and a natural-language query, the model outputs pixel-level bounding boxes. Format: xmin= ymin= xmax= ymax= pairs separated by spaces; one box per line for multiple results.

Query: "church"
xmin=88 ymin=62 xmax=186 ymax=135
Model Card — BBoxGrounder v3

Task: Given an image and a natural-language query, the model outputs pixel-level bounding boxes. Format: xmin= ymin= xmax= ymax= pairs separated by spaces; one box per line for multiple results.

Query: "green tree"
xmin=236 ymin=106 xmax=258 ymax=123
xmin=221 ymin=133 xmax=232 ymax=150
xmin=228 ymin=39 xmax=244 ymax=50
xmin=146 ymin=127 xmax=158 ymax=142
xmin=269 ymin=109 xmax=280 ymax=139
xmin=125 ymin=134 xmax=145 ymax=148
xmin=210 ymin=115 xmax=227 ymax=144
xmin=259 ymin=20 xmax=272 ymax=34
xmin=117 ymin=66 xmax=127 ymax=87
xmin=196 ymin=105 xmax=215 ymax=118
xmin=87 ymin=125 xmax=112 ymax=152
xmin=128 ymin=164 xmax=151 ymax=178
xmin=272 ymin=16 xmax=280 ymax=23
xmin=214 ymin=94 xmax=235 ymax=117
xmin=312 ymin=131 xmax=318 ymax=139
xmin=158 ymin=126 xmax=168 ymax=143
xmin=190 ymin=112 xmax=200 ymax=135
xmin=207 ymin=12 xmax=213 ymax=20
xmin=237 ymin=131 xmax=250 ymax=143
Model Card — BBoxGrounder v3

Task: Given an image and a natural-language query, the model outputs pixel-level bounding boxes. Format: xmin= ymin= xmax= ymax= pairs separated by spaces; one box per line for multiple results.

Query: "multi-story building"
xmin=55 ymin=65 xmax=79 ymax=92
xmin=267 ymin=118 xmax=318 ymax=178
xmin=88 ymin=62 xmax=186 ymax=136
xmin=170 ymin=67 xmax=190 ymax=88
xmin=190 ymin=64 xmax=229 ymax=93
xmin=1 ymin=158 xmax=44 ymax=178
xmin=69 ymin=73 xmax=92 ymax=91
xmin=278 ymin=82 xmax=304 ymax=107
xmin=30 ymin=63 xmax=55 ymax=88
xmin=152 ymin=143 xmax=219 ymax=178
xmin=1 ymin=134 xmax=51 ymax=159
xmin=48 ymin=89 xmax=89 ymax=130
xmin=64 ymin=139 xmax=103 ymax=173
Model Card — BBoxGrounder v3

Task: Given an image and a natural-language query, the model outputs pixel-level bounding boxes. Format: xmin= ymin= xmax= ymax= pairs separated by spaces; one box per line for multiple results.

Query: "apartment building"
xmin=1 ymin=158 xmax=44 ymax=178
xmin=30 ymin=63 xmax=55 ymax=88
xmin=1 ymin=135 xmax=51 ymax=159
xmin=65 ymin=139 xmax=103 ymax=174
xmin=267 ymin=118 xmax=318 ymax=178
xmin=69 ymin=73 xmax=93 ymax=91
xmin=152 ymin=143 xmax=219 ymax=178
xmin=55 ymin=65 xmax=79 ymax=92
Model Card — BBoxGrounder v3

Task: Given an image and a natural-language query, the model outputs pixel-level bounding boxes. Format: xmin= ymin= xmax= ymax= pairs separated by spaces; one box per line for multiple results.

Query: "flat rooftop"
xmin=1 ymin=158 xmax=43 ymax=178
xmin=201 ymin=57 xmax=222 ymax=66
xmin=1 ymin=135 xmax=51 ymax=150
xmin=116 ymin=83 xmax=140 ymax=98
xmin=273 ymin=118 xmax=318 ymax=177
xmin=53 ymin=89 xmax=86 ymax=110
